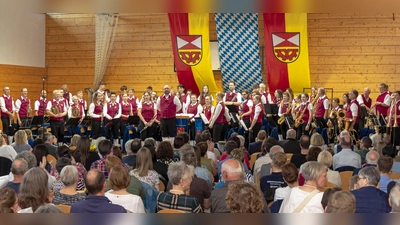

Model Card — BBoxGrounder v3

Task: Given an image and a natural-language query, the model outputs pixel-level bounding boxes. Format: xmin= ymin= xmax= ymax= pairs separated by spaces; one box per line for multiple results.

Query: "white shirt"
xmin=209 ymin=101 xmax=230 ymax=127
xmin=105 ymin=191 xmax=145 ymax=213
xmin=156 ymin=94 xmax=182 ymax=113
xmin=275 ymin=186 xmax=292 ymax=201
xmin=253 ymin=103 xmax=262 ymax=121
xmin=34 ymin=97 xmax=46 ymax=111
xmin=97 ymin=90 xmax=110 ymax=102
xmin=15 ymin=96 xmax=30 ymax=113
xmin=88 ymin=102 xmax=103 ymax=118
xmin=382 ymin=91 xmax=391 ymax=106
xmin=241 ymin=99 xmax=254 ymax=111
xmin=181 ymin=94 xmax=191 ymax=114
xmin=0 ymin=95 xmax=15 ymax=113
xmin=223 ymin=91 xmax=242 ymax=103
xmin=319 ymin=95 xmax=330 ymax=110
xmin=279 ymin=187 xmax=324 ymax=213
xmin=104 ymin=102 xmax=122 ymax=120
xmin=356 ymin=94 xmax=371 ymax=106
xmin=278 ymin=102 xmax=290 ymax=116
xmin=332 ymin=148 xmax=361 ymax=170
xmin=0 ymin=145 xmax=17 ymax=161
xmin=350 ymin=100 xmax=359 ymax=117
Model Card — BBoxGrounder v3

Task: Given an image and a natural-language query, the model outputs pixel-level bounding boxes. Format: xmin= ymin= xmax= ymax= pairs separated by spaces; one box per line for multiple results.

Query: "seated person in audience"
xmin=105 ymin=155 xmax=145 ymax=199
xmin=5 ymin=158 xmax=28 ymax=194
xmin=253 ymin=137 xmax=278 ymax=177
xmin=260 ymin=152 xmax=287 ymax=193
xmin=275 ymin=163 xmax=299 ymax=201
xmin=0 ymin=137 xmax=17 ymax=161
xmin=52 ymin=165 xmax=86 ymax=206
xmin=237 ymin=135 xmax=250 ymax=161
xmin=225 ymin=181 xmax=265 ymax=213
xmin=248 ymin=130 xmax=267 ymax=155
xmin=378 ymin=155 xmax=397 ymax=193
xmin=34 ymin=204 xmax=63 ymax=213
xmin=182 ymin=145 xmax=213 ymax=189
xmin=351 ymin=167 xmax=391 ymax=213
xmin=317 ymin=150 xmax=341 ymax=187
xmin=112 ymin=146 xmax=123 ymax=160
xmin=157 ymin=161 xmax=203 ymax=213
xmin=325 ymin=190 xmax=356 ymax=213
xmin=72 ymin=136 xmax=100 ymax=172
xmin=130 ymin=147 xmax=160 ymax=191
xmin=153 ymin=141 xmax=177 ymax=183
xmin=389 ymin=183 xmax=400 ymax=213
xmin=221 ymin=148 xmax=254 ymax=185
xmin=220 ymin=137 xmax=245 ymax=164
xmin=200 ymin=131 xmax=220 ymax=163
xmin=277 ymin=129 xmax=301 ymax=154
xmin=122 ymin=138 xmax=140 ymax=168
xmin=332 ymin=135 xmax=361 ymax=171
xmin=309 ymin=133 xmax=327 ymax=151
xmin=349 ymin=175 xmax=360 ymax=191
xmin=0 ymin=187 xmax=19 ymax=213
xmin=392 ymin=151 xmax=400 ymax=173
xmin=196 ymin=142 xmax=217 ymax=176
xmin=355 ymin=137 xmax=373 ymax=164
xmin=217 ymin=140 xmax=238 ymax=175
xmin=172 ymin=136 xmax=186 ymax=160
xmin=352 ymin=150 xmax=379 ymax=175
xmin=105 ymin=165 xmax=145 ymax=213
xmin=52 ymin=157 xmax=73 ymax=192
xmin=320 ymin=187 xmax=342 ymax=210
xmin=290 ymin=135 xmax=310 ymax=168
xmin=71 ymin=169 xmax=126 ymax=213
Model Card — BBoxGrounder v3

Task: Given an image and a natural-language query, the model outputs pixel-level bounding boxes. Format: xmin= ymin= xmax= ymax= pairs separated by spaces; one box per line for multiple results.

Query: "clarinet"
xmin=140 ymin=114 xmax=157 ymax=134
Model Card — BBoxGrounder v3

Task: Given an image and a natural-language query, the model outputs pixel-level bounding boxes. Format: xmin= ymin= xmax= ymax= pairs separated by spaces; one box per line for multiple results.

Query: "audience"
xmin=130 ymin=147 xmax=160 ymax=191
xmin=377 ymin=155 xmax=396 ymax=193
xmin=317 ymin=150 xmax=341 ymax=187
xmin=191 ymin=145 xmax=213 ymax=188
xmin=5 ymin=158 xmax=28 ymax=193
xmin=349 ymin=175 xmax=360 ymax=191
xmin=91 ymin=139 xmax=127 ymax=179
xmin=277 ymin=129 xmax=301 ymax=154
xmin=217 ymin=140 xmax=238 ymax=175
xmin=389 ymin=183 xmax=400 ymax=213
xmin=0 ymin=136 xmax=17 ymax=161
xmin=153 ymin=141 xmax=176 ymax=183
xmin=253 ymin=137 xmax=278 ymax=177
xmin=11 ymin=130 xmax=32 ymax=153
xmin=248 ymin=130 xmax=267 ymax=155
xmin=321 ymin=187 xmax=342 ymax=209
xmin=290 ymin=135 xmax=310 ymax=168
xmin=52 ymin=165 xmax=86 ymax=205
xmin=123 ymin=138 xmax=141 ymax=167
xmin=310 ymin=133 xmax=327 ymax=150
xmin=72 ymin=136 xmax=100 ymax=171
xmin=172 ymin=136 xmax=186 ymax=159
xmin=225 ymin=181 xmax=265 ymax=213
xmin=197 ymin=142 xmax=216 ymax=176
xmin=260 ymin=152 xmax=287 ymax=193
xmin=32 ymin=144 xmax=51 ymax=172
xmin=355 ymin=137 xmax=373 ymax=164
xmin=69 ymin=134 xmax=80 ymax=151
xmin=0 ymin=187 xmax=19 ymax=213
xmin=275 ymin=163 xmax=299 ymax=201
xmin=332 ymin=135 xmax=361 ymax=171
xmin=34 ymin=204 xmax=63 ymax=213
xmin=229 ymin=148 xmax=254 ymax=184
xmin=42 ymin=132 xmax=57 ymax=158
xmin=24 ymin=129 xmax=34 ymax=148
xmin=352 ymin=150 xmax=379 ymax=175
xmin=325 ymin=190 xmax=356 ymax=213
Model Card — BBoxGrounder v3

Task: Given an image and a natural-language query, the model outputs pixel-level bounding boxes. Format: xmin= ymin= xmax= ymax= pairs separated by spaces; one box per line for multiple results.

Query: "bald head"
xmin=287 ymin=129 xmax=296 ymax=139
xmin=84 ymin=169 xmax=106 ymax=195
xmin=11 ymin=158 xmax=28 ymax=176
xmin=366 ymin=150 xmax=380 ymax=165
xmin=364 ymin=87 xmax=371 ymax=95
xmin=340 ymin=135 xmax=352 ymax=148
xmin=269 ymin=145 xmax=285 ymax=158
xmin=221 ymin=159 xmax=244 ymax=182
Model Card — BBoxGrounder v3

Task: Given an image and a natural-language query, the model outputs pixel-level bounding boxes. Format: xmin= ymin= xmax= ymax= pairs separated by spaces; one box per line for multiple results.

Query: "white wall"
xmin=0 ymin=12 xmax=45 ymax=67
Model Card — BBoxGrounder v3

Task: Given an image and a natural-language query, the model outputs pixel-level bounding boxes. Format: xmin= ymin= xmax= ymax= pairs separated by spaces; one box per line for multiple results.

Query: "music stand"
xmin=80 ymin=116 xmax=91 ymax=126
xmin=360 ymin=106 xmax=369 ymax=118
xmin=31 ymin=116 xmax=44 ymax=127
xmin=127 ymin=115 xmax=140 ymax=126
xmin=284 ymin=114 xmax=295 ymax=128
xmin=226 ymin=105 xmax=238 ymax=113
xmin=20 ymin=117 xmax=32 ymax=129
xmin=66 ymin=118 xmax=80 ymax=127
xmin=106 ymin=118 xmax=120 ymax=128
xmin=265 ymin=104 xmax=279 ymax=127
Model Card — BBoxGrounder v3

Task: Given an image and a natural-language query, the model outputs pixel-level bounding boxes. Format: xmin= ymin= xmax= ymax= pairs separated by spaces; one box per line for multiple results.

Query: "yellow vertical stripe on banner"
xmin=285 ymin=13 xmax=311 ymax=94
xmin=188 ymin=13 xmax=219 ymax=98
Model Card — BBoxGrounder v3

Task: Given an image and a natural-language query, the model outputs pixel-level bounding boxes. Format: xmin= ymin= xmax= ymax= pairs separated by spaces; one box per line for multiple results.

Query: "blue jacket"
xmin=351 ymin=186 xmax=391 ymax=213
xmin=70 ymin=195 xmax=126 ymax=213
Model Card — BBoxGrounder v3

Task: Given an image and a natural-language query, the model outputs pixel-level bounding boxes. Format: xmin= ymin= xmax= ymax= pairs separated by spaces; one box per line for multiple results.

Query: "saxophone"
xmin=278 ymin=102 xmax=291 ymax=125
xmin=294 ymin=104 xmax=307 ymax=128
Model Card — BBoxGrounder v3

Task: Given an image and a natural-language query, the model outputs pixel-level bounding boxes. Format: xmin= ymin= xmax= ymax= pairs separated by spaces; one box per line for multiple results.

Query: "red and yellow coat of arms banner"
xmin=176 ymin=35 xmax=203 ymax=66
xmin=272 ymin=32 xmax=300 ymax=63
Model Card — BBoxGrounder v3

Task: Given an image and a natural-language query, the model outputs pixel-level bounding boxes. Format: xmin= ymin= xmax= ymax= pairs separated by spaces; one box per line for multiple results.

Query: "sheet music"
xmin=230 ymin=113 xmax=237 ymax=123
xmin=236 ymin=114 xmax=248 ymax=131
xmin=200 ymin=113 xmax=209 ymax=124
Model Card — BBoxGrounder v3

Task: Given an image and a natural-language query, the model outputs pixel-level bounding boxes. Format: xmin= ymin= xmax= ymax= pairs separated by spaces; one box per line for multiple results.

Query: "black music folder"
xmin=66 ymin=118 xmax=80 ymax=126
xmin=127 ymin=115 xmax=140 ymax=126
xmin=31 ymin=116 xmax=44 ymax=126
xmin=106 ymin=118 xmax=121 ymax=127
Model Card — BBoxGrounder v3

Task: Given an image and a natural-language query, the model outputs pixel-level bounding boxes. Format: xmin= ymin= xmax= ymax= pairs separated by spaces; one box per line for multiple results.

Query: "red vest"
xmin=362 ymin=94 xmax=372 ymax=108
xmin=178 ymin=93 xmax=188 ymax=114
xmin=376 ymin=92 xmax=390 ymax=116
xmin=0 ymin=95 xmax=13 ymax=117
xmin=204 ymin=105 xmax=212 ymax=121
xmin=346 ymin=100 xmax=360 ymax=124
xmin=280 ymin=102 xmax=290 ymax=115
xmin=128 ymin=97 xmax=137 ymax=115
xmin=199 ymin=95 xmax=206 ymax=105
xmin=121 ymin=102 xmax=131 ymax=121
xmin=37 ymin=98 xmax=48 ymax=117
xmin=118 ymin=94 xmax=123 ymax=104
xmin=300 ymin=103 xmax=310 ymax=123
xmin=315 ymin=96 xmax=328 ymax=118
xmin=251 ymin=103 xmax=264 ymax=123
xmin=160 ymin=95 xmax=177 ymax=119
xmin=107 ymin=102 xmax=120 ymax=119
xmin=49 ymin=100 xmax=65 ymax=121
xmin=215 ymin=102 xmax=226 ymax=124
xmin=260 ymin=92 xmax=269 ymax=104
xmin=241 ymin=99 xmax=251 ymax=120
xmin=187 ymin=103 xmax=199 ymax=120
xmin=78 ymin=99 xmax=86 ymax=109
xmin=18 ymin=97 xmax=30 ymax=118
xmin=141 ymin=102 xmax=155 ymax=122
xmin=93 ymin=103 xmax=103 ymax=121
xmin=70 ymin=103 xmax=83 ymax=117
xmin=225 ymin=92 xmax=239 ymax=111
xmin=63 ymin=92 xmax=70 ymax=104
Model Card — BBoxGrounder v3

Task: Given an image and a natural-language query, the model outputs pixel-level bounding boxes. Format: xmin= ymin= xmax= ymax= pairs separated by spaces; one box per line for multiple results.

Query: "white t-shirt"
xmin=275 ymin=186 xmax=292 ymax=201
xmin=279 ymin=187 xmax=324 ymax=213
xmin=105 ymin=191 xmax=146 ymax=213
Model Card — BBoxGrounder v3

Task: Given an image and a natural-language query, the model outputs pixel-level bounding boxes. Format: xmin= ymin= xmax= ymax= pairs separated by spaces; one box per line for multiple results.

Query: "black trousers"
xmin=1 ymin=116 xmax=14 ymax=136
xmin=279 ymin=123 xmax=288 ymax=140
xmin=161 ymin=117 xmax=176 ymax=138
xmin=243 ymin=118 xmax=251 ymax=149
xmin=212 ymin=122 xmax=224 ymax=142
xmin=315 ymin=117 xmax=327 ymax=129
xmin=391 ymin=127 xmax=400 ymax=146
xmin=189 ymin=121 xmax=196 ymax=141
xmin=250 ymin=122 xmax=262 ymax=143
xmin=50 ymin=120 xmax=64 ymax=143
xmin=119 ymin=119 xmax=128 ymax=139
xmin=140 ymin=120 xmax=157 ymax=141
xmin=297 ymin=122 xmax=311 ymax=140
xmin=106 ymin=119 xmax=120 ymax=141
xmin=92 ymin=119 xmax=102 ymax=139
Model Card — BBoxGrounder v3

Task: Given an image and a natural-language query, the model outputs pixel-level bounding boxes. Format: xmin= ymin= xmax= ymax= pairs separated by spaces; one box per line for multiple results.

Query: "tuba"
xmin=337 ymin=110 xmax=346 ymax=119
xmin=72 ymin=105 xmax=80 ymax=117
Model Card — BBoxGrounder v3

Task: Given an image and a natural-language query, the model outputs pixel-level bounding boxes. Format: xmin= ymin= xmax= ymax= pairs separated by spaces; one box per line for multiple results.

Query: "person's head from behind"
xmin=130 ymin=138 xmax=141 ymax=155
xmin=225 ymin=181 xmax=264 ymax=213
xmin=70 ymin=134 xmax=80 ymax=147
xmin=228 ymin=137 xmax=240 ymax=149
xmin=0 ymin=187 xmax=18 ymax=213
xmin=85 ymin=169 xmax=106 ymax=195
xmin=286 ymin=129 xmax=296 ymax=140
xmin=14 ymin=130 xmax=28 ymax=145
xmin=196 ymin=142 xmax=208 ymax=158
xmin=98 ymin=139 xmax=113 ymax=157
xmin=18 ymin=167 xmax=49 ymax=211
xmin=365 ymin=150 xmax=380 ymax=165
xmin=60 ymin=165 xmax=79 ymax=188
xmin=300 ymin=135 xmax=310 ymax=150
xmin=389 ymin=183 xmax=400 ymax=213
xmin=173 ymin=136 xmax=186 ymax=149
xmin=269 ymin=145 xmax=284 ymax=158
xmin=177 ymin=132 xmax=190 ymax=144
xmin=257 ymin=130 xmax=267 ymax=141
xmin=24 ymin=129 xmax=33 ymax=140
xmin=167 ymin=161 xmax=194 ymax=193
xmin=271 ymin=152 xmax=287 ymax=171
xmin=230 ymin=148 xmax=244 ymax=163
xmin=15 ymin=151 xmax=37 ymax=169
xmin=109 ymin=165 xmax=130 ymax=191
xmin=360 ymin=136 xmax=372 ymax=150
xmin=317 ymin=150 xmax=333 ymax=169
xmin=156 ymin=141 xmax=174 ymax=161
xmin=282 ymin=163 xmax=298 ymax=185
xmin=339 ymin=133 xmax=352 ymax=148
xmin=325 ymin=190 xmax=356 ymax=213
xmin=112 ymin=146 xmax=122 ymax=160
xmin=55 ymin=157 xmax=72 ymax=174
xmin=34 ymin=204 xmax=63 ymax=213
xmin=302 ymin=161 xmax=327 ymax=189
xmin=321 ymin=187 xmax=342 ymax=209
xmin=310 ymin=133 xmax=324 ymax=147
xmin=262 ymin=137 xmax=278 ymax=154
xmin=237 ymin=135 xmax=245 ymax=148
xmin=306 ymin=147 xmax=322 ymax=162
xmin=11 ymin=158 xmax=28 ymax=177
xmin=180 ymin=145 xmax=196 ymax=167
xmin=136 ymin=147 xmax=153 ymax=177
xmin=349 ymin=175 xmax=360 ymax=191
xmin=43 ymin=132 xmax=53 ymax=144
xmin=32 ymin=144 xmax=49 ymax=167
xmin=144 ymin=137 xmax=156 ymax=148
xmin=357 ymin=166 xmax=380 ymax=188
xmin=124 ymin=140 xmax=133 ymax=155
xmin=225 ymin=140 xmax=238 ymax=155
xmin=221 ymin=159 xmax=244 ymax=182
xmin=377 ymin=155 xmax=394 ymax=174
xmin=105 ymin=155 xmax=123 ymax=173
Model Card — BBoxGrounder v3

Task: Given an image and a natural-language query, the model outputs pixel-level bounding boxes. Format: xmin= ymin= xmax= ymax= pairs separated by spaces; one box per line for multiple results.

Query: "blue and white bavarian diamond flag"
xmin=214 ymin=13 xmax=263 ymax=94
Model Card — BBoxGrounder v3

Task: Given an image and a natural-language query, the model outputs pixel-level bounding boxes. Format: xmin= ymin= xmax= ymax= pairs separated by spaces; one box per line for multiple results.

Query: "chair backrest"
xmin=285 ymin=153 xmax=293 ymax=163
xmin=339 ymin=171 xmax=353 ymax=191
xmin=46 ymin=154 xmax=57 ymax=167
xmin=56 ymin=204 xmax=71 ymax=213
xmin=325 ymin=181 xmax=336 ymax=188
xmin=159 ymin=179 xmax=165 ymax=192
xmin=141 ymin=181 xmax=158 ymax=213
xmin=250 ymin=153 xmax=258 ymax=170
xmin=389 ymin=172 xmax=400 ymax=180
xmin=157 ymin=209 xmax=185 ymax=213
xmin=335 ymin=166 xmax=356 ymax=173
xmin=209 ymin=170 xmax=215 ymax=184
xmin=0 ymin=157 xmax=12 ymax=176
xmin=255 ymin=172 xmax=260 ymax=186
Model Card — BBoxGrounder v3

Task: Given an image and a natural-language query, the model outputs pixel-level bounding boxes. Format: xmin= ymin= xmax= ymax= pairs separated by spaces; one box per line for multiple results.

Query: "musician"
xmin=346 ymin=89 xmax=361 ymax=132
xmin=249 ymin=95 xmax=264 ymax=143
xmin=187 ymin=94 xmax=203 ymax=140
xmin=96 ymin=81 xmax=109 ymax=102
xmin=240 ymin=90 xmax=253 ymax=148
xmin=116 ymin=85 xmax=127 ymax=104
xmin=295 ymin=93 xmax=313 ymax=139
xmin=376 ymin=83 xmax=391 ymax=131
xmin=314 ymin=88 xmax=330 ymax=129
xmin=198 ymin=84 xmax=213 ymax=106
xmin=259 ymin=83 xmax=273 ymax=104
xmin=104 ymin=92 xmax=122 ymax=145
xmin=340 ymin=93 xmax=350 ymax=130
xmin=151 ymin=91 xmax=158 ymax=103
xmin=209 ymin=92 xmax=230 ymax=142
xmin=286 ymin=88 xmax=295 ymax=104
xmin=274 ymin=89 xmax=283 ymax=104
xmin=224 ymin=81 xmax=242 ymax=110
xmin=127 ymin=88 xmax=140 ymax=116
xmin=252 ymin=84 xmax=259 ymax=93
xmin=278 ymin=92 xmax=291 ymax=139
xmin=34 ymin=90 xmax=48 ymax=117
xmin=138 ymin=92 xmax=157 ymax=141
xmin=0 ymin=86 xmax=15 ymax=141
xmin=177 ymin=84 xmax=190 ymax=114
xmin=76 ymin=90 xmax=87 ymax=111
xmin=203 ymin=95 xmax=214 ymax=122
xmin=15 ymin=88 xmax=31 ymax=130
xmin=46 ymin=90 xmax=67 ymax=145
xmin=61 ymin=84 xmax=73 ymax=106
xmin=88 ymin=92 xmax=105 ymax=140
xmin=357 ymin=87 xmax=372 ymax=129
xmin=309 ymin=86 xmax=318 ymax=102
xmin=119 ymin=93 xmax=133 ymax=140
xmin=68 ymin=95 xmax=85 ymax=135
xmin=386 ymin=91 xmax=400 ymax=146
xmin=327 ymin=98 xmax=341 ymax=139
xmin=156 ymin=85 xmax=182 ymax=141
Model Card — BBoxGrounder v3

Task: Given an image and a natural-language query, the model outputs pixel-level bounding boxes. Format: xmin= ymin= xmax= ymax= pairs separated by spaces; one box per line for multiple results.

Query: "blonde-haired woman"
xmin=12 ymin=130 xmax=32 ymax=153
xmin=310 ymin=133 xmax=328 ymax=150
xmin=317 ymin=150 xmax=341 ymax=187
xmin=130 ymin=147 xmax=160 ymax=191
xmin=88 ymin=92 xmax=105 ymax=139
